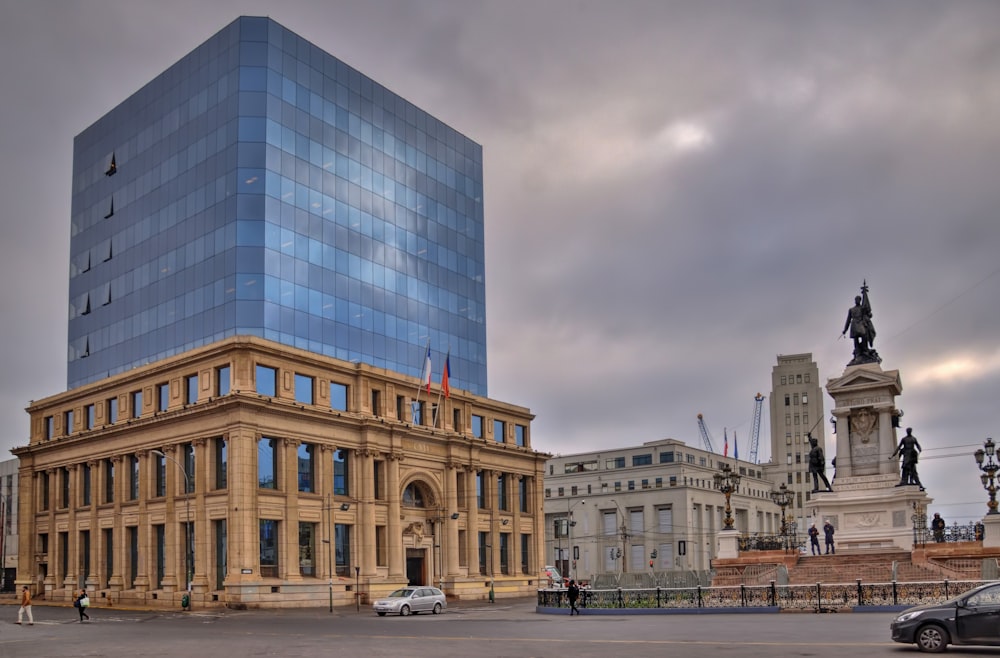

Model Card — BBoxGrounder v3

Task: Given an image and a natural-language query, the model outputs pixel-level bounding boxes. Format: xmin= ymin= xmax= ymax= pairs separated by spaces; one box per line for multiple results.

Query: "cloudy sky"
xmin=2 ymin=1 xmax=999 ymax=523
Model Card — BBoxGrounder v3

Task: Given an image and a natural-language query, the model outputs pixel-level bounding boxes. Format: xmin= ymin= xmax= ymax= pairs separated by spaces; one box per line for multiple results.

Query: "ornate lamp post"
xmin=770 ymin=484 xmax=793 ymax=551
xmin=714 ymin=462 xmax=742 ymax=530
xmin=974 ymin=438 xmax=1000 ymax=515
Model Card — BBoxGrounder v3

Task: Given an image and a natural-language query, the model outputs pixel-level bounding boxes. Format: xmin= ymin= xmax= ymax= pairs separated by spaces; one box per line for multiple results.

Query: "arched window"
xmin=402 ymin=483 xmax=425 ymax=508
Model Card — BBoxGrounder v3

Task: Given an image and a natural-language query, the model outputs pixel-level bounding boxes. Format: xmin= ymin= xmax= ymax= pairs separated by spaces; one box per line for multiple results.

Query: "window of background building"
xmin=259 ymin=438 xmax=277 ymax=489
xmin=256 ymin=365 xmax=277 ymax=397
xmin=185 ymin=374 xmax=198 ymax=405
xmin=633 ymin=454 xmax=652 ymax=466
xmin=216 ymin=365 xmax=231 ymax=396
xmin=295 ymin=373 xmax=314 ymax=405
xmin=330 ymin=382 xmax=347 ymax=411
xmin=659 ymin=452 xmax=674 ymax=463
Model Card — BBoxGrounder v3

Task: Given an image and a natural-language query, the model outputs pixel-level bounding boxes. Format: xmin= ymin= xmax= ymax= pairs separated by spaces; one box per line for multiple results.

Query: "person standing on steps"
xmin=567 ymin=579 xmax=580 ymax=615
xmin=931 ymin=513 xmax=946 ymax=543
xmin=823 ymin=520 xmax=836 ymax=554
xmin=809 ymin=523 xmax=821 ymax=556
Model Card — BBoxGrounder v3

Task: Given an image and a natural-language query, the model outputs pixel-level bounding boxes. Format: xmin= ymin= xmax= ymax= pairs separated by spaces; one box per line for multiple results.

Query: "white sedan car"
xmin=372 ymin=586 xmax=447 ymax=616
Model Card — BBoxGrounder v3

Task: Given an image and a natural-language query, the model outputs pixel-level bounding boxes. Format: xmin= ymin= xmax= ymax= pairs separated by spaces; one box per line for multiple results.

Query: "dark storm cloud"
xmin=1 ymin=0 xmax=999 ymax=520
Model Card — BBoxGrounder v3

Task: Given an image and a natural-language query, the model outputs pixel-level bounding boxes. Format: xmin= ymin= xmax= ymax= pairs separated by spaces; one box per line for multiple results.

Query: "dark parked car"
xmin=891 ymin=582 xmax=1000 ymax=652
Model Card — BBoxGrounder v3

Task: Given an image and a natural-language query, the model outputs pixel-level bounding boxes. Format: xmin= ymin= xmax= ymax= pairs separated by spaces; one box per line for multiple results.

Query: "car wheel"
xmin=400 ymin=605 xmax=410 ymax=616
xmin=433 ymin=602 xmax=442 ymax=614
xmin=915 ymin=624 xmax=949 ymax=653
xmin=376 ymin=612 xmax=386 ymax=617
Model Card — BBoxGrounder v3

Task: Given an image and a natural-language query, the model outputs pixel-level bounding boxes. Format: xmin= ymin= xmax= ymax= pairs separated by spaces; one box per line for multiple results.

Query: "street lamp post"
xmin=152 ymin=449 xmax=193 ymax=602
xmin=714 ymin=462 xmax=742 ymax=531
xmin=975 ymin=438 xmax=1000 ymax=515
xmin=609 ymin=499 xmax=628 ymax=574
xmin=770 ymin=484 xmax=793 ymax=551
xmin=430 ymin=512 xmax=460 ymax=592
xmin=555 ymin=499 xmax=585 ymax=582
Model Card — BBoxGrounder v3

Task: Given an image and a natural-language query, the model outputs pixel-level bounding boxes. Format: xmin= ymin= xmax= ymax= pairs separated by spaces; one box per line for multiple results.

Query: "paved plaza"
xmin=0 ymin=597 xmax=915 ymax=658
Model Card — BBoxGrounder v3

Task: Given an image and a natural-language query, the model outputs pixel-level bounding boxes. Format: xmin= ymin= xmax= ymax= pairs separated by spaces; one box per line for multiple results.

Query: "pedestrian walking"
xmin=808 ymin=523 xmax=821 ymax=555
xmin=931 ymin=513 xmax=946 ymax=543
xmin=75 ymin=589 xmax=90 ymax=622
xmin=567 ymin=579 xmax=580 ymax=615
xmin=17 ymin=585 xmax=34 ymax=625
xmin=823 ymin=520 xmax=836 ymax=554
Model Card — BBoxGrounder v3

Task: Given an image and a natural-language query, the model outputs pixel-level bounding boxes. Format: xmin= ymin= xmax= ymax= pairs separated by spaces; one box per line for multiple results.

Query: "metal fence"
xmin=538 ymin=579 xmax=988 ymax=612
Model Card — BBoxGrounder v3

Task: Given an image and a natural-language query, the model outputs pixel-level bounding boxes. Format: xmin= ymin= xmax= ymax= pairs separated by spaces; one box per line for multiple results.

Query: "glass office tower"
xmin=68 ymin=16 xmax=486 ymax=394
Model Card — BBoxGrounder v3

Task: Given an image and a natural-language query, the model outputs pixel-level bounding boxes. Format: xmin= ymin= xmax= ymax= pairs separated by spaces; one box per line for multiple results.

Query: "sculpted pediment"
xmin=827 ymin=364 xmax=901 ymax=397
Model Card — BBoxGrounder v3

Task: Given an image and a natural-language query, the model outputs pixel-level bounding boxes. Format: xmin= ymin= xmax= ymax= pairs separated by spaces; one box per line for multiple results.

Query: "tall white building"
xmin=543 ymin=439 xmax=779 ymax=583
xmin=764 ymin=353 xmax=828 ymax=530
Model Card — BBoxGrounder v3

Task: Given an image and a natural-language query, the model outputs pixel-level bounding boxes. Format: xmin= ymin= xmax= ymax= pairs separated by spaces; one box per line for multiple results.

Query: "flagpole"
xmin=432 ymin=346 xmax=450 ymax=428
xmin=412 ymin=339 xmax=431 ymax=425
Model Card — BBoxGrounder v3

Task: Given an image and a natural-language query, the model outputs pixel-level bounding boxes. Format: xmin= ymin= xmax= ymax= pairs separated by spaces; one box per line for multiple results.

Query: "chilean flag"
xmin=422 ymin=344 xmax=432 ymax=393
xmin=723 ymin=429 xmax=729 ymax=457
xmin=441 ymin=353 xmax=451 ymax=398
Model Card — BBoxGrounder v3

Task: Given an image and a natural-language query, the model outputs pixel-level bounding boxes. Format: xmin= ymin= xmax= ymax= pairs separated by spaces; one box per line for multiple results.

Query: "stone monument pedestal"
xmin=716 ymin=528 xmax=741 ymax=559
xmin=821 ymin=362 xmax=931 ymax=550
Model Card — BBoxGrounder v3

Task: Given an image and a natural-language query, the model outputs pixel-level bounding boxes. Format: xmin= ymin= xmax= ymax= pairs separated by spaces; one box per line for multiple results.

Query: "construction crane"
xmin=696 ymin=413 xmax=716 ymax=454
xmin=747 ymin=393 xmax=765 ymax=464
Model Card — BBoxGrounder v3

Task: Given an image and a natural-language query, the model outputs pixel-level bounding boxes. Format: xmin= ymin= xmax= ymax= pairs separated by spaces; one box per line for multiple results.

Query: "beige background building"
xmin=14 ymin=336 xmax=548 ymax=608
xmin=543 ymin=438 xmax=780 ymax=583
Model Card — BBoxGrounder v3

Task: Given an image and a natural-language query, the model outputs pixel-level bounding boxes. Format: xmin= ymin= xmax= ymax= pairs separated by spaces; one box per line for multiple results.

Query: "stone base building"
xmin=14 ymin=337 xmax=547 ymax=608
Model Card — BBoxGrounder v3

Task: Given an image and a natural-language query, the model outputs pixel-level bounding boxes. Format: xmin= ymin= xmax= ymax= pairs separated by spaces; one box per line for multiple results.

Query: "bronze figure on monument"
xmin=842 ymin=280 xmax=881 ymax=366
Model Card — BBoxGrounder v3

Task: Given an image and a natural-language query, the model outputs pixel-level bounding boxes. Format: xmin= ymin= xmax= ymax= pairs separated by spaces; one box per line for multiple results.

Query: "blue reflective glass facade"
xmin=68 ymin=16 xmax=486 ymax=394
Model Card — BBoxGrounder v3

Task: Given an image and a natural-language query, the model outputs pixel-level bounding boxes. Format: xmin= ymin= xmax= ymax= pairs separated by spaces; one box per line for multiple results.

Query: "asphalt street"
xmin=0 ymin=599 xmax=923 ymax=657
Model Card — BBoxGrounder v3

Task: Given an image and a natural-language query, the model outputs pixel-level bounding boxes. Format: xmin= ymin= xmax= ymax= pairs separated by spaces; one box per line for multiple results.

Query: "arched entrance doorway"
xmin=400 ymin=479 xmax=439 ymax=587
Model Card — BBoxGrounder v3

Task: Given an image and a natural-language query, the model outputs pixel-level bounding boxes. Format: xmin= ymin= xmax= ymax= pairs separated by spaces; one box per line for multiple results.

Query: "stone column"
xmin=131 ymin=453 xmax=151 ymax=592
xmin=192 ymin=438 xmax=210 ymax=592
xmin=463 ymin=468 xmax=479 ymax=574
xmin=226 ymin=429 xmax=259 ymax=590
xmin=43 ymin=469 xmax=57 ymax=591
xmin=161 ymin=447 xmax=180 ymax=592
xmin=356 ymin=449 xmax=377 ymax=578
xmin=386 ymin=452 xmax=403 ymax=577
xmin=445 ymin=464 xmax=459 ymax=576
xmin=64 ymin=465 xmax=79 ymax=592
xmin=283 ymin=439 xmax=302 ymax=582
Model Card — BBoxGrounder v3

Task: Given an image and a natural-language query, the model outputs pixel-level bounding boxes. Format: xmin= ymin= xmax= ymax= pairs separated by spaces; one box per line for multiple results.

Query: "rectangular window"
xmin=519 ymin=477 xmax=528 ymax=513
xmin=373 ymin=460 xmax=384 ymax=500
xmin=641 ymin=479 xmax=649 ymax=489
xmin=129 ymin=455 xmax=139 ymax=500
xmin=64 ymin=410 xmax=74 ymax=436
xmin=557 ymin=487 xmax=564 ymax=497
xmin=628 ymin=480 xmax=635 ymax=491
xmin=499 ymin=533 xmax=510 ymax=575
xmin=335 ymin=524 xmax=351 ymax=576
xmin=40 ymin=472 xmax=49 ymax=511
xmin=103 ymin=528 xmax=113 ymax=589
xmin=472 ymin=415 xmax=483 ymax=439
xmin=295 ymin=373 xmax=314 ymax=404
xmin=155 ymin=525 xmax=165 ymax=587
xmin=330 ymin=382 xmax=348 ymax=411
xmin=44 ymin=415 xmax=54 ymax=440
xmin=260 ymin=519 xmax=278 ymax=578
xmin=603 ymin=511 xmax=617 ymax=536
xmin=154 ymin=452 xmax=166 ymax=497
xmin=216 ymin=365 xmax=231 ymax=396
xmin=476 ymin=471 xmax=485 ymax=509
xmin=259 ymin=438 xmax=277 ymax=489
xmin=515 ymin=424 xmax=526 ymax=447
xmin=256 ymin=365 xmax=277 ymax=397
xmin=85 ymin=404 xmax=95 ymax=430
xmin=214 ymin=438 xmax=228 ymax=489
xmin=334 ymin=449 xmax=349 ymax=496
xmin=632 ymin=454 xmax=652 ymax=466
xmin=106 ymin=398 xmax=118 ymax=425
xmin=396 ymin=395 xmax=405 ymax=420
xmin=493 ymin=419 xmax=506 ymax=443
xmin=614 ymin=482 xmax=621 ymax=492
xmin=130 ymin=390 xmax=143 ymax=419
xmin=370 ymin=389 xmax=381 ymax=416
xmin=128 ymin=526 xmax=138 ymax=586
xmin=571 ymin=485 xmax=578 ymax=496
xmin=298 ymin=443 xmax=314 ymax=493
xmin=157 ymin=382 xmax=169 ymax=412
xmin=453 ymin=408 xmax=462 ymax=432
xmin=659 ymin=452 xmax=674 ymax=463
xmin=185 ymin=374 xmax=198 ymax=405
xmin=81 ymin=464 xmax=91 ymax=506
xmin=520 ymin=534 xmax=530 ymax=573
xmin=655 ymin=477 xmax=663 ymax=488
xmin=478 ymin=531 xmax=488 ymax=575
xmin=104 ymin=458 xmax=114 ymax=504
xmin=458 ymin=530 xmax=468 ymax=567
xmin=298 ymin=522 xmax=316 ymax=576
xmin=497 ymin=474 xmax=508 ymax=511
xmin=374 ymin=525 xmax=387 ymax=567
xmin=183 ymin=443 xmax=195 ymax=493
xmin=60 ymin=467 xmax=70 ymax=508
